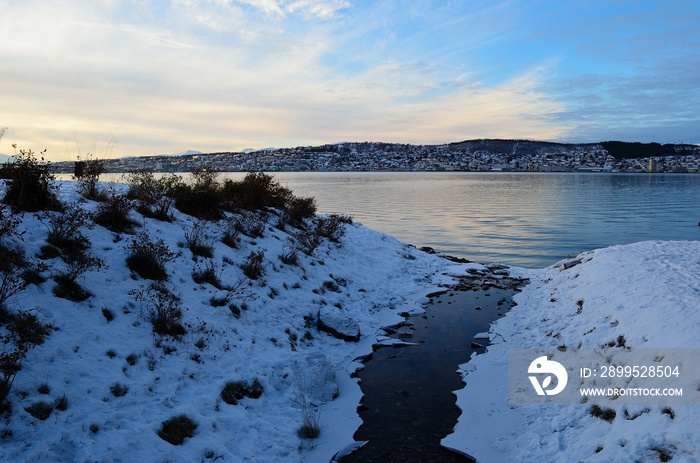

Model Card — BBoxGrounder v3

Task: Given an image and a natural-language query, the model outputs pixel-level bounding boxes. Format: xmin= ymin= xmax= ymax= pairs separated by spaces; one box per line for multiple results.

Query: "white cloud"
xmin=285 ymin=0 xmax=349 ymax=19
xmin=236 ymin=0 xmax=348 ymax=19
xmin=237 ymin=0 xmax=285 ymax=16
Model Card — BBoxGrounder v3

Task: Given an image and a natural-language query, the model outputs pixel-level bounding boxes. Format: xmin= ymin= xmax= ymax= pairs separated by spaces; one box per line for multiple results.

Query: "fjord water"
xmin=269 ymin=172 xmax=700 ymax=268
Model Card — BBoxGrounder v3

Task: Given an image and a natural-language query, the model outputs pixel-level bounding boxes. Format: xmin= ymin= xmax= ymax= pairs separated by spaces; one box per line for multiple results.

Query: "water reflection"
xmin=269 ymin=172 xmax=700 ymax=268
xmin=85 ymin=171 xmax=700 ymax=268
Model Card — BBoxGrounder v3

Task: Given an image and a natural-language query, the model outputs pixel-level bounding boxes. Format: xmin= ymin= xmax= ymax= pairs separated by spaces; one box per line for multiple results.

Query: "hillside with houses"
xmin=46 ymin=140 xmax=700 ymax=175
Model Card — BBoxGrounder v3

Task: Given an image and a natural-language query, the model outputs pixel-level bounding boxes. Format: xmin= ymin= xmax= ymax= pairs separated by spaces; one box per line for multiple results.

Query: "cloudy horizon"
xmin=1 ymin=0 xmax=698 ymax=160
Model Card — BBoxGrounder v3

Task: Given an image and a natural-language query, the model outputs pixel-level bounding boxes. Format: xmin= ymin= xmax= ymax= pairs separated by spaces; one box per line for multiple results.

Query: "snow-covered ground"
xmin=443 ymin=241 xmax=700 ymax=462
xmin=3 ymin=179 xmax=698 ymax=463
xmin=0 ymin=180 xmax=456 ymax=463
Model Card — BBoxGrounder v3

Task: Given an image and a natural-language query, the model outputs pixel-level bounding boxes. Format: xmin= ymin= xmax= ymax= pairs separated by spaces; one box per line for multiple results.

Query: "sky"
xmin=1 ymin=0 xmax=698 ymax=160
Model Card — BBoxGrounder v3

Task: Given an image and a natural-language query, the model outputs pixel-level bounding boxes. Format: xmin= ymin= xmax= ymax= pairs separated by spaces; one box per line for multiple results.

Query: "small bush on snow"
xmin=102 ymin=308 xmax=114 ymax=322
xmin=0 ymin=205 xmax=42 ymax=309
xmin=283 ymin=195 xmax=317 ymax=228
xmin=220 ymin=378 xmax=263 ymax=405
xmin=52 ymin=249 xmax=104 ymax=301
xmin=0 ymin=245 xmax=29 ymax=311
xmin=74 ymin=157 xmax=106 ymax=201
xmin=0 ymin=204 xmax=21 ymax=241
xmin=172 ymin=170 xmax=223 ymax=220
xmin=126 ymin=170 xmax=178 ymax=222
xmin=94 ymin=193 xmax=139 ymax=233
xmin=241 ymin=250 xmax=265 ymax=280
xmin=54 ymin=393 xmax=68 ymax=411
xmin=298 ymin=418 xmax=321 ymax=439
xmin=0 ymin=147 xmax=60 ymax=212
xmin=192 ymin=261 xmax=223 ymax=289
xmin=220 ymin=172 xmax=290 ymax=211
xmin=158 ymin=414 xmax=197 ymax=446
xmin=315 ymin=214 xmax=350 ymax=243
xmin=109 ymin=383 xmax=128 ymax=397
xmin=37 ymin=244 xmax=60 ymax=260
xmin=279 ymin=239 xmax=299 ymax=266
xmin=132 ymin=282 xmax=185 ymax=337
xmin=24 ymin=401 xmax=53 ymax=421
xmin=590 ymin=404 xmax=616 ymax=423
xmin=220 ymin=217 xmax=240 ymax=249
xmin=184 ymin=220 xmax=214 ymax=258
xmin=0 ymin=311 xmax=53 ymax=409
xmin=38 ymin=203 xmax=93 ymax=252
xmin=126 ymin=230 xmax=177 ymax=281
xmin=233 ymin=210 xmax=267 ymax=238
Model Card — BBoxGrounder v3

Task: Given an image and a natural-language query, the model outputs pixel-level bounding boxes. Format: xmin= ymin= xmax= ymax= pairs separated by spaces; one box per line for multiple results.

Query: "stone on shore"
xmin=317 ymin=309 xmax=361 ymax=342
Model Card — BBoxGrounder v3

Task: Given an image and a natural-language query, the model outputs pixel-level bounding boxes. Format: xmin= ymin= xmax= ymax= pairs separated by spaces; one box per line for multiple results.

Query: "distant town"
xmin=51 ymin=139 xmax=700 ymax=174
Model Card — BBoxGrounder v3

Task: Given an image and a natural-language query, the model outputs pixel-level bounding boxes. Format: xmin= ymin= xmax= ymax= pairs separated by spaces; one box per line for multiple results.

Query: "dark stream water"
xmin=338 ymin=288 xmax=516 ymax=463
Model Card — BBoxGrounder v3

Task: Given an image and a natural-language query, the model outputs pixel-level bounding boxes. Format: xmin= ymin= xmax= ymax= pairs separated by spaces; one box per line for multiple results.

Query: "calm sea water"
xmin=265 ymin=172 xmax=700 ymax=268
xmin=91 ymin=171 xmax=700 ymax=268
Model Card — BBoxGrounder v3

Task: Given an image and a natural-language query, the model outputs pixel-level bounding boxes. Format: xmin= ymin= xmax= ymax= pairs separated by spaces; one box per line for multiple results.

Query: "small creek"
xmin=337 ymin=281 xmax=520 ymax=463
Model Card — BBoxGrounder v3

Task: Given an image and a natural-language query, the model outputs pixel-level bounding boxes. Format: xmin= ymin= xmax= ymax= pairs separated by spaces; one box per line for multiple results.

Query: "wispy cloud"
xmin=239 ymin=0 xmax=349 ymax=18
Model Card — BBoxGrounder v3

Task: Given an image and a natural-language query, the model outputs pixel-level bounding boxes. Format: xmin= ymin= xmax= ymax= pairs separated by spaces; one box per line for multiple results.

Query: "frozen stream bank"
xmin=336 ymin=267 xmax=528 ymax=462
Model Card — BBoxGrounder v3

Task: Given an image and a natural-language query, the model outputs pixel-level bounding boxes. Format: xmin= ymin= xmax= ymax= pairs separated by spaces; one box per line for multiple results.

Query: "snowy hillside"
xmin=0 ymin=179 xmax=450 ymax=463
xmin=444 ymin=241 xmax=700 ymax=462
xmin=2 ymin=166 xmax=698 ymax=463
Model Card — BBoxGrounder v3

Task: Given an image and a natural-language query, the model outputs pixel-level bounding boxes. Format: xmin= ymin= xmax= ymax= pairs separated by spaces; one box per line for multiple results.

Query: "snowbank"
xmin=6 ymin=179 xmax=698 ymax=463
xmin=0 ymin=181 xmax=451 ymax=463
xmin=444 ymin=241 xmax=700 ymax=462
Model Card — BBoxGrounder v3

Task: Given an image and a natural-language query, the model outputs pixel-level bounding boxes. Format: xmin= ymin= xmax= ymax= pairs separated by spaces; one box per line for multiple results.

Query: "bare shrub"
xmin=315 ymin=214 xmax=349 ymax=242
xmin=192 ymin=261 xmax=222 ymax=289
xmin=220 ymin=172 xmax=291 ymax=211
xmin=208 ymin=278 xmax=246 ymax=307
xmin=0 ymin=208 xmax=29 ymax=309
xmin=220 ymin=378 xmax=263 ymax=405
xmin=126 ymin=171 xmax=179 ymax=222
xmin=54 ymin=393 xmax=68 ymax=411
xmin=184 ymin=221 xmax=214 ymax=258
xmin=53 ymin=250 xmax=104 ymax=301
xmin=38 ymin=203 xmax=93 ymax=251
xmin=74 ymin=158 xmax=106 ymax=201
xmin=241 ymin=251 xmax=265 ymax=280
xmin=295 ymin=365 xmax=321 ymax=440
xmin=279 ymin=239 xmax=299 ymax=266
xmin=590 ymin=404 xmax=616 ymax=423
xmin=292 ymin=229 xmax=321 ymax=256
xmin=284 ymin=196 xmax=316 ymax=228
xmin=126 ymin=170 xmax=163 ymax=201
xmin=288 ymin=214 xmax=351 ymax=257
xmin=25 ymin=401 xmax=53 ymax=420
xmin=0 ymin=260 xmax=28 ymax=310
xmin=0 ymin=204 xmax=21 ymax=242
xmin=172 ymin=170 xmax=223 ymax=220
xmin=133 ymin=282 xmax=185 ymax=336
xmin=1 ymin=146 xmax=59 ymax=212
xmin=94 ymin=193 xmax=138 ymax=233
xmin=126 ymin=230 xmax=177 ymax=281
xmin=158 ymin=414 xmax=197 ymax=445
xmin=233 ymin=210 xmax=267 ymax=238
xmin=109 ymin=383 xmax=128 ymax=397
xmin=220 ymin=217 xmax=240 ymax=249
xmin=0 ymin=311 xmax=54 ymax=408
